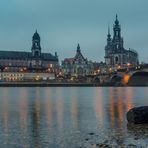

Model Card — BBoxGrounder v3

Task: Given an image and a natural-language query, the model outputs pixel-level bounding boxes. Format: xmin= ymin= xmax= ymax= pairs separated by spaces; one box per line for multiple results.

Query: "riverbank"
xmin=0 ymin=81 xmax=147 ymax=87
xmin=0 ymin=81 xmax=100 ymax=87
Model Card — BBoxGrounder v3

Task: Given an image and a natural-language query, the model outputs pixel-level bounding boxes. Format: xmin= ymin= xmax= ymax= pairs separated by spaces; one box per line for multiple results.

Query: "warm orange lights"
xmin=35 ymin=75 xmax=40 ymax=81
xmin=123 ymin=74 xmax=130 ymax=84
xmin=109 ymin=68 xmax=112 ymax=71
xmin=48 ymin=64 xmax=53 ymax=68
xmin=127 ymin=63 xmax=131 ymax=67
xmin=118 ymin=65 xmax=121 ymax=69
xmin=97 ymin=69 xmax=100 ymax=73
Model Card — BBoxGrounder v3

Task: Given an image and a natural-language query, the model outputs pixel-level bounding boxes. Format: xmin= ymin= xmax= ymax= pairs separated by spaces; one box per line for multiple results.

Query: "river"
xmin=0 ymin=87 xmax=148 ymax=147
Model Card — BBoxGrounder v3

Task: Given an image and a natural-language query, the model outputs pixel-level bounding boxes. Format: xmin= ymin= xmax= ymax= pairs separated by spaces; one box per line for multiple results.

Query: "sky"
xmin=0 ymin=0 xmax=148 ymax=63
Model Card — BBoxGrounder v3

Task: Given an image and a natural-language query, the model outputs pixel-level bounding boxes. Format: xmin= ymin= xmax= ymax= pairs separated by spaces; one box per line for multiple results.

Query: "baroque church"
xmin=0 ymin=30 xmax=59 ymax=72
xmin=104 ymin=15 xmax=139 ymax=67
xmin=62 ymin=44 xmax=94 ymax=77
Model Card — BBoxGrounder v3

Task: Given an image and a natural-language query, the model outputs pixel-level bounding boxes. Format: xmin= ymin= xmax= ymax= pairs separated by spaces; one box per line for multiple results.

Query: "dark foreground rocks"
xmin=127 ymin=106 xmax=148 ymax=124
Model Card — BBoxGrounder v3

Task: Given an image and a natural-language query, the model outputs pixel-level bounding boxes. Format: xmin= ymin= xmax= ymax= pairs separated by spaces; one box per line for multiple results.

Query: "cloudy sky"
xmin=0 ymin=0 xmax=148 ymax=62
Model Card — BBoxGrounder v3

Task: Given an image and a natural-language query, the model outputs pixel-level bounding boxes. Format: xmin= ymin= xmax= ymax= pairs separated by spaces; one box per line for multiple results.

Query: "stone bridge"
xmin=110 ymin=64 xmax=148 ymax=85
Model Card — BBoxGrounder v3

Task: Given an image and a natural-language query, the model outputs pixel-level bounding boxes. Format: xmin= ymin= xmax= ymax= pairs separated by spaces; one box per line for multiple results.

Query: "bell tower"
xmin=113 ymin=14 xmax=121 ymax=40
xmin=112 ymin=15 xmax=124 ymax=51
xmin=31 ymin=30 xmax=41 ymax=58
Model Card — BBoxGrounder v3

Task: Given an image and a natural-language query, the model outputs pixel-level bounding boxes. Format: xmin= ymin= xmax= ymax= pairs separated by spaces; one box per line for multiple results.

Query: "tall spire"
xmin=115 ymin=14 xmax=119 ymax=25
xmin=108 ymin=24 xmax=111 ymax=36
xmin=107 ymin=25 xmax=111 ymax=43
xmin=116 ymin=14 xmax=118 ymax=20
xmin=77 ymin=43 xmax=81 ymax=52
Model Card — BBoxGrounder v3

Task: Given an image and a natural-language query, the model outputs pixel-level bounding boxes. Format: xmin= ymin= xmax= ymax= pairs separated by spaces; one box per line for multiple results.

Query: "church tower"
xmin=107 ymin=26 xmax=112 ymax=47
xmin=31 ymin=30 xmax=41 ymax=58
xmin=112 ymin=15 xmax=124 ymax=51
xmin=113 ymin=14 xmax=121 ymax=40
xmin=104 ymin=26 xmax=112 ymax=65
xmin=104 ymin=15 xmax=138 ymax=67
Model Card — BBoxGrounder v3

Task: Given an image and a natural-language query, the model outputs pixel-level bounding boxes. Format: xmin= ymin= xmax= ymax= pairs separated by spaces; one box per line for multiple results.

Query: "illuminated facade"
xmin=104 ymin=15 xmax=139 ymax=67
xmin=62 ymin=44 xmax=94 ymax=77
xmin=0 ymin=30 xmax=59 ymax=72
xmin=0 ymin=72 xmax=55 ymax=81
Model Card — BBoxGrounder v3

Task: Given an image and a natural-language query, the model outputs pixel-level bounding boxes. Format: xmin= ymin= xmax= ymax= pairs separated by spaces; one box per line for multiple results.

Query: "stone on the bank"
xmin=127 ymin=106 xmax=148 ymax=124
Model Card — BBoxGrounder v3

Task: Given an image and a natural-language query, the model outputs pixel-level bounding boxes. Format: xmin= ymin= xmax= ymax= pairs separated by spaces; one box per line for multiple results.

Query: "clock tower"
xmin=31 ymin=30 xmax=41 ymax=58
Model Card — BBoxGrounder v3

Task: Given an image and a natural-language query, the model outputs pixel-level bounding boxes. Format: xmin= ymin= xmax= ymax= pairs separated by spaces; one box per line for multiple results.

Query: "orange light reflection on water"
xmin=19 ymin=88 xmax=28 ymax=134
xmin=94 ymin=88 xmax=103 ymax=127
xmin=108 ymin=87 xmax=115 ymax=128
xmin=45 ymin=88 xmax=52 ymax=129
xmin=125 ymin=87 xmax=134 ymax=111
xmin=56 ymin=88 xmax=63 ymax=130
xmin=108 ymin=87 xmax=134 ymax=128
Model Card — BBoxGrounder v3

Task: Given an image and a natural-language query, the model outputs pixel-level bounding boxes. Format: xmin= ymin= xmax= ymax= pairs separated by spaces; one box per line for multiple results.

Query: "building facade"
xmin=0 ymin=30 xmax=59 ymax=73
xmin=104 ymin=15 xmax=139 ymax=68
xmin=62 ymin=44 xmax=94 ymax=77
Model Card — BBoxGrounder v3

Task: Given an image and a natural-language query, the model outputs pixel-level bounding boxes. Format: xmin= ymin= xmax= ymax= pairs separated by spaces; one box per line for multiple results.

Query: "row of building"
xmin=62 ymin=15 xmax=139 ymax=77
xmin=0 ymin=15 xmax=139 ymax=80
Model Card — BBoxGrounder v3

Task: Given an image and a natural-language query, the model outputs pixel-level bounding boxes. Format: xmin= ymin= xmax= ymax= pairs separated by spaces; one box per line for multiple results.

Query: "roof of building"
xmin=33 ymin=30 xmax=40 ymax=40
xmin=63 ymin=53 xmax=86 ymax=63
xmin=0 ymin=51 xmax=58 ymax=61
xmin=64 ymin=57 xmax=76 ymax=62
xmin=63 ymin=44 xmax=87 ymax=63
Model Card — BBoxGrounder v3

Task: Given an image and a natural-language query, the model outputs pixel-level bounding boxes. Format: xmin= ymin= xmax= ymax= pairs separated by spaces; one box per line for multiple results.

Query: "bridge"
xmin=110 ymin=64 xmax=148 ymax=85
xmin=93 ymin=64 xmax=148 ymax=85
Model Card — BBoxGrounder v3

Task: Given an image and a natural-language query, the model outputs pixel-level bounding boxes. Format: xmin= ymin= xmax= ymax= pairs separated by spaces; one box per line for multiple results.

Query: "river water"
xmin=0 ymin=87 xmax=148 ymax=147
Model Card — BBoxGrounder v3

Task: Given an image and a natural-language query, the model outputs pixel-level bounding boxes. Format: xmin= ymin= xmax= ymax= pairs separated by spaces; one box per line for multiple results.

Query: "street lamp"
xmin=127 ymin=63 xmax=131 ymax=67
xmin=118 ymin=65 xmax=121 ymax=69
xmin=126 ymin=63 xmax=131 ymax=72
xmin=97 ymin=69 xmax=100 ymax=74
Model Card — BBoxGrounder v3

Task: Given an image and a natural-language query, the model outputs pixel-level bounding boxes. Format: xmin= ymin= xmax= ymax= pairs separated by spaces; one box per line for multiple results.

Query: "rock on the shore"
xmin=127 ymin=106 xmax=148 ymax=124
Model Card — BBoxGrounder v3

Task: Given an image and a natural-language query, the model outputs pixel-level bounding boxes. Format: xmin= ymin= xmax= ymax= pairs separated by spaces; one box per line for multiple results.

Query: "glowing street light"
xmin=97 ymin=69 xmax=100 ymax=73
xmin=49 ymin=64 xmax=53 ymax=68
xmin=35 ymin=75 xmax=40 ymax=81
xmin=118 ymin=65 xmax=121 ymax=69
xmin=127 ymin=63 xmax=131 ymax=67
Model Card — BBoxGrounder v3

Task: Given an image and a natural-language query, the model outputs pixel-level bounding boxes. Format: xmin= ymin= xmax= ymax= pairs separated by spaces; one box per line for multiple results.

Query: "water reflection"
xmin=70 ymin=89 xmax=78 ymax=129
xmin=2 ymin=89 xmax=9 ymax=134
xmin=30 ymin=88 xmax=41 ymax=147
xmin=0 ymin=87 xmax=147 ymax=147
xmin=94 ymin=88 xmax=103 ymax=127
xmin=107 ymin=87 xmax=134 ymax=129
xmin=45 ymin=88 xmax=52 ymax=129
xmin=19 ymin=88 xmax=28 ymax=134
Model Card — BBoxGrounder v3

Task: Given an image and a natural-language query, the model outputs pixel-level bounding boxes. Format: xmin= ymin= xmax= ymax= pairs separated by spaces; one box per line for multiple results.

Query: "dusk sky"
xmin=0 ymin=0 xmax=148 ymax=63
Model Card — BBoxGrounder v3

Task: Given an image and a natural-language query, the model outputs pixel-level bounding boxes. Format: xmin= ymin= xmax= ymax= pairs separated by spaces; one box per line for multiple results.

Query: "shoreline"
xmin=0 ymin=81 xmax=147 ymax=87
xmin=0 ymin=82 xmax=99 ymax=87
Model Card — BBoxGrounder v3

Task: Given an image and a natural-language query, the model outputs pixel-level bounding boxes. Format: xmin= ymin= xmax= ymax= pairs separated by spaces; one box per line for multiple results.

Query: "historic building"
xmin=0 ymin=30 xmax=59 ymax=72
xmin=62 ymin=44 xmax=94 ymax=77
xmin=104 ymin=15 xmax=139 ymax=68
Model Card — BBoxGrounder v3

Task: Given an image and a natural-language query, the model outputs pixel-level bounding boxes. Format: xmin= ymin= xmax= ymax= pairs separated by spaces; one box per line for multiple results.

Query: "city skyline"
xmin=0 ymin=0 xmax=148 ymax=62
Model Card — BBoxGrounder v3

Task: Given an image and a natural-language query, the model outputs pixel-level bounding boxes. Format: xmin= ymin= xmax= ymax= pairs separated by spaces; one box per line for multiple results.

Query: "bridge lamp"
xmin=97 ymin=69 xmax=100 ymax=73
xmin=118 ymin=65 xmax=121 ymax=69
xmin=127 ymin=63 xmax=131 ymax=67
xmin=109 ymin=68 xmax=112 ymax=72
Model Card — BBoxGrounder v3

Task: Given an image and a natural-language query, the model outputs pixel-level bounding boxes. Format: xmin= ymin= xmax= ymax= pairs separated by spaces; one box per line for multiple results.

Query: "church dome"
xmin=33 ymin=30 xmax=40 ymax=40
